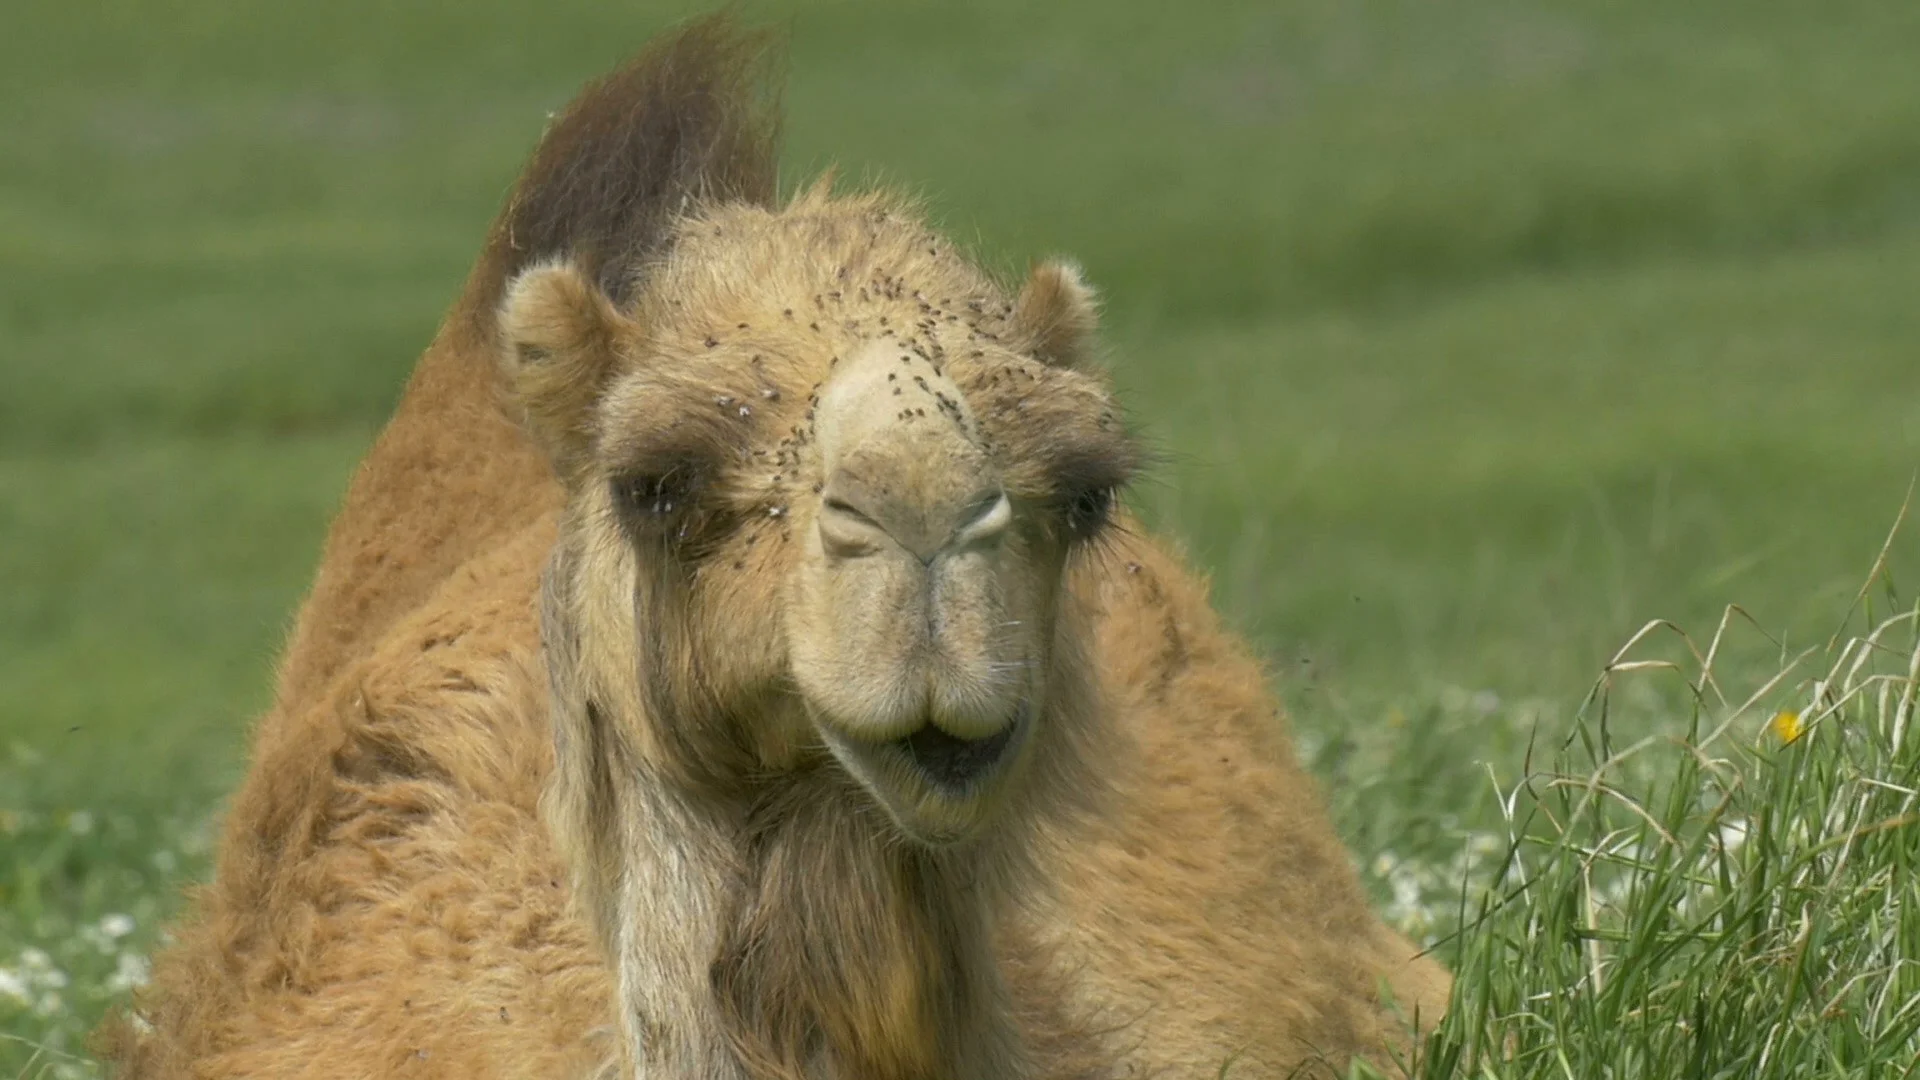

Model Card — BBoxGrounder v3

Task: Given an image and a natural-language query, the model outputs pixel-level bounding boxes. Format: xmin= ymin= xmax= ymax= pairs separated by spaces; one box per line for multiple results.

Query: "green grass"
xmin=4 ymin=0 xmax=1920 ymax=1074
xmin=1394 ymin=578 xmax=1920 ymax=1077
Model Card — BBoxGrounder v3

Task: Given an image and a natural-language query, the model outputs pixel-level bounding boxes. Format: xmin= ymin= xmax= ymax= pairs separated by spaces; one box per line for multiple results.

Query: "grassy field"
xmin=4 ymin=0 xmax=1920 ymax=1074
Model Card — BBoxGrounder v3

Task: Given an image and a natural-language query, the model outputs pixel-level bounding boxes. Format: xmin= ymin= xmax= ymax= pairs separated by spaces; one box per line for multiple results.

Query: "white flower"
xmin=0 ymin=966 xmax=29 ymax=1004
xmin=67 ymin=810 xmax=95 ymax=835
xmin=14 ymin=948 xmax=68 ymax=995
xmin=101 ymin=913 xmax=136 ymax=939
xmin=1718 ymin=818 xmax=1749 ymax=854
xmin=106 ymin=951 xmax=152 ymax=994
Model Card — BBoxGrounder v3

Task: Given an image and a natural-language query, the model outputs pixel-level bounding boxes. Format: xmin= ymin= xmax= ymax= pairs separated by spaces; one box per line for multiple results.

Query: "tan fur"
xmin=102 ymin=16 xmax=1447 ymax=1080
xmin=1010 ymin=260 xmax=1101 ymax=369
xmin=498 ymin=260 xmax=637 ymax=478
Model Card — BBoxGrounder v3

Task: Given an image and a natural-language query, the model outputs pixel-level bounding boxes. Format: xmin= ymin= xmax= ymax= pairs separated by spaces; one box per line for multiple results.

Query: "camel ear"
xmin=497 ymin=260 xmax=636 ymax=477
xmin=1011 ymin=259 xmax=1099 ymax=368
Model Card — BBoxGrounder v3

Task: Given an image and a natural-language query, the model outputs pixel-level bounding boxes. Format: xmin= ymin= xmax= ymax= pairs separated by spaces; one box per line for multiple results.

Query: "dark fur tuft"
xmin=480 ymin=14 xmax=783 ymax=319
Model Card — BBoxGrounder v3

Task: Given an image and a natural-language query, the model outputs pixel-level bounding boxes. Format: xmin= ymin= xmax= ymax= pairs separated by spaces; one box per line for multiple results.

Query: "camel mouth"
xmin=890 ymin=721 xmax=1019 ymax=791
xmin=816 ymin=702 xmax=1034 ymax=844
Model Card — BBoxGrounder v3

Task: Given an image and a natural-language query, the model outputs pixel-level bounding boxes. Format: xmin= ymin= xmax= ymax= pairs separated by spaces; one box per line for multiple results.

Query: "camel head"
xmin=497 ymin=193 xmax=1137 ymax=846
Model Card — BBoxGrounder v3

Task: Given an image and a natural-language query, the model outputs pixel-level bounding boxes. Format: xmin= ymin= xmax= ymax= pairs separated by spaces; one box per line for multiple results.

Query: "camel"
xmin=100 ymin=16 xmax=1450 ymax=1079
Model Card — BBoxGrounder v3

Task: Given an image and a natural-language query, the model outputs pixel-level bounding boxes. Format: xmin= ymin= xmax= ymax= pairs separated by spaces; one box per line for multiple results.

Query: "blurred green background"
xmin=5 ymin=0 xmax=1920 ymax=1067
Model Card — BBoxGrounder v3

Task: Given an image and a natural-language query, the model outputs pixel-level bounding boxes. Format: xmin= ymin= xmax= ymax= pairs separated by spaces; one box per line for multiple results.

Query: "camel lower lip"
xmin=892 ymin=721 xmax=1018 ymax=789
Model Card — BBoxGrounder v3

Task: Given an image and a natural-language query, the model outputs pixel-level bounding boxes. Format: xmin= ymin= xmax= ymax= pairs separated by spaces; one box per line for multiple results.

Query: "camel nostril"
xmin=819 ymin=472 xmax=1010 ymax=562
xmin=894 ymin=723 xmax=1017 ymax=789
xmin=952 ymin=491 xmax=1011 ymax=548
xmin=822 ymin=495 xmax=879 ymax=529
xmin=817 ymin=487 xmax=893 ymax=558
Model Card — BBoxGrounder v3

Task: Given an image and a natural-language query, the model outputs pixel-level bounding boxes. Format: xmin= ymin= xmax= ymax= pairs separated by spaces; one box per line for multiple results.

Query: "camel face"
xmin=499 ymin=202 xmax=1137 ymax=844
xmin=796 ymin=338 xmax=1048 ymax=843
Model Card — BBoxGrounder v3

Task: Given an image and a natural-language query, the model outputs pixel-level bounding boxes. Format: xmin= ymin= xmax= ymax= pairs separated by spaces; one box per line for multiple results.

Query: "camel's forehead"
xmin=649 ymin=199 xmax=1008 ymax=331
xmin=629 ymin=197 xmax=1027 ymax=392
xmin=816 ymin=338 xmax=987 ymax=467
xmin=595 ymin=192 xmax=1125 ymax=502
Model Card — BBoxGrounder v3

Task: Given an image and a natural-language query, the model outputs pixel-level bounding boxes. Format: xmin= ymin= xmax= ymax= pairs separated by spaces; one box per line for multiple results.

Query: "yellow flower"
xmin=1771 ymin=710 xmax=1804 ymax=744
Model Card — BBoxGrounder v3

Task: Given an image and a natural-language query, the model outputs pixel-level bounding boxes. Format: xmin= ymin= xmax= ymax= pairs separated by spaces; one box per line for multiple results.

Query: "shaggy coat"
xmin=101 ymin=16 xmax=1450 ymax=1080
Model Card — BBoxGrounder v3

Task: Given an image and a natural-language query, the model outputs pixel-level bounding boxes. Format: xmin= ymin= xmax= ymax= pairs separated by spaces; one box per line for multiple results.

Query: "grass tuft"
xmin=1378 ymin=558 xmax=1920 ymax=1078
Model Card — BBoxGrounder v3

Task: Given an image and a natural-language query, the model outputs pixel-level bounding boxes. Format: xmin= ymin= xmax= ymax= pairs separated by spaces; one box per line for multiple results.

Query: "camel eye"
xmin=609 ymin=463 xmax=708 ymax=543
xmin=1063 ymin=484 xmax=1115 ymax=540
xmin=1045 ymin=443 xmax=1134 ymax=544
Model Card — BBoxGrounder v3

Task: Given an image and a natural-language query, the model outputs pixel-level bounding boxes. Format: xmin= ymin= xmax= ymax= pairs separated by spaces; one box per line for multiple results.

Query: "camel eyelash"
xmin=614 ymin=473 xmax=685 ymax=516
xmin=609 ymin=462 xmax=713 ymax=537
xmin=1039 ymin=440 xmax=1135 ymax=543
xmin=1062 ymin=484 xmax=1116 ymax=541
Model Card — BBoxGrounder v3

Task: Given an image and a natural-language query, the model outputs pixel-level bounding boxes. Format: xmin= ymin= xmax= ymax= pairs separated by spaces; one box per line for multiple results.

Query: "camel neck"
xmin=604 ymin=771 xmax=1025 ymax=1080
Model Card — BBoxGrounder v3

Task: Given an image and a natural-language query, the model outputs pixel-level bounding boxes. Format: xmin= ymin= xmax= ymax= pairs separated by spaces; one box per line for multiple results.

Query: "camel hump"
xmin=267 ymin=17 xmax=785 ymax=707
xmin=476 ymin=13 xmax=785 ymax=321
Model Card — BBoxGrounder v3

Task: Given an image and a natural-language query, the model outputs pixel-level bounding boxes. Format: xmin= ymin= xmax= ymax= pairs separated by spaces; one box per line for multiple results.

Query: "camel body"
xmin=103 ymin=18 xmax=1449 ymax=1079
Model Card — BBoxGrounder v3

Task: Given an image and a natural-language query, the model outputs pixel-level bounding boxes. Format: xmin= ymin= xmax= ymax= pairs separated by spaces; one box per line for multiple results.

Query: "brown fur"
xmin=1010 ymin=260 xmax=1101 ymax=369
xmin=101 ymin=16 xmax=1448 ymax=1080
